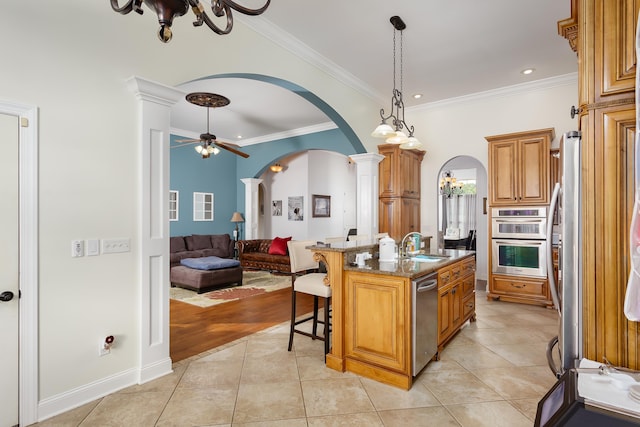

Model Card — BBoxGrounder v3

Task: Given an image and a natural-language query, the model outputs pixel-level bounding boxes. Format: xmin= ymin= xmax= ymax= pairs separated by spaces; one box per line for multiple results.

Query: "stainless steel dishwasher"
xmin=412 ymin=271 xmax=439 ymax=376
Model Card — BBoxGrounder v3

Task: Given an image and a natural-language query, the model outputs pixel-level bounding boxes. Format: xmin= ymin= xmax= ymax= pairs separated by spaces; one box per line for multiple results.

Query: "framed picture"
xmin=272 ymin=200 xmax=282 ymax=216
xmin=288 ymin=196 xmax=304 ymax=221
xmin=312 ymin=194 xmax=331 ymax=218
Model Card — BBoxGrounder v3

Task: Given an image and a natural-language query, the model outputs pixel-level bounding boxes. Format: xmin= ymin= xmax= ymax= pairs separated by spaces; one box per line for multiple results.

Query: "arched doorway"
xmin=438 ymin=156 xmax=488 ymax=284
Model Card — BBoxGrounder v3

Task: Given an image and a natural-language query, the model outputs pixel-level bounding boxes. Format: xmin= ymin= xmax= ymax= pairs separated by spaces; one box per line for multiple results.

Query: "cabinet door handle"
xmin=510 ymin=283 xmax=525 ymax=289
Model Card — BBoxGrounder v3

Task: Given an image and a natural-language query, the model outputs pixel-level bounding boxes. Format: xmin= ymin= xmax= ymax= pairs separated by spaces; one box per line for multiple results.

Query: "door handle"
xmin=0 ymin=291 xmax=14 ymax=302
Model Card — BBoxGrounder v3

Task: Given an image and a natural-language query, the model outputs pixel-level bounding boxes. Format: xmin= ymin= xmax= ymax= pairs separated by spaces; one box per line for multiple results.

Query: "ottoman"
xmin=171 ymin=256 xmax=244 ymax=293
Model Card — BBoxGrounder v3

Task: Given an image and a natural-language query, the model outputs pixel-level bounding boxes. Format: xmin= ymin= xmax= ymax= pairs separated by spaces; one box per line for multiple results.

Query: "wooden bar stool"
xmin=287 ymin=240 xmax=331 ymax=356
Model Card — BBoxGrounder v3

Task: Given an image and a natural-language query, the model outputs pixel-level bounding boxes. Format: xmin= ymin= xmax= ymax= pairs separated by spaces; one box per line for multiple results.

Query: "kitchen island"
xmin=309 ymin=239 xmax=475 ymax=389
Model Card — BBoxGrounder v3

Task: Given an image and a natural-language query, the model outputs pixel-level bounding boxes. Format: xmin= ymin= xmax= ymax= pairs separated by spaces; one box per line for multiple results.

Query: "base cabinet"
xmin=488 ymin=274 xmax=552 ymax=307
xmin=437 ymin=256 xmax=476 ymax=354
xmin=344 ymin=271 xmax=411 ymax=387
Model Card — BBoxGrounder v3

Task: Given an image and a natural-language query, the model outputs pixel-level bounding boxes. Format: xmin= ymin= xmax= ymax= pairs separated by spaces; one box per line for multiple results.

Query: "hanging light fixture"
xmin=440 ymin=171 xmax=464 ymax=198
xmin=269 ymin=163 xmax=283 ymax=173
xmin=371 ymin=16 xmax=423 ymax=150
xmin=194 ymin=142 xmax=220 ymax=158
xmin=110 ymin=0 xmax=271 ymax=43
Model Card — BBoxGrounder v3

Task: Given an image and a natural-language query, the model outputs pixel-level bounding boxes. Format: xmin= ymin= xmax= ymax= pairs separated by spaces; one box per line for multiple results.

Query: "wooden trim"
xmin=558 ymin=0 xmax=578 ymax=52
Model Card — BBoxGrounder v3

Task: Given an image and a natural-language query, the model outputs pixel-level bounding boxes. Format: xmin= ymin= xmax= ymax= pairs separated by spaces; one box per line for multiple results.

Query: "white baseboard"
xmin=37 ymin=359 xmax=173 ymax=423
xmin=139 ymin=357 xmax=173 ymax=384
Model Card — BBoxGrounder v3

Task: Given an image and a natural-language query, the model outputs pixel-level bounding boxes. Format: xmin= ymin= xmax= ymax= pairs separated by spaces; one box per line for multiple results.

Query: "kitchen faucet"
xmin=400 ymin=232 xmax=424 ymax=257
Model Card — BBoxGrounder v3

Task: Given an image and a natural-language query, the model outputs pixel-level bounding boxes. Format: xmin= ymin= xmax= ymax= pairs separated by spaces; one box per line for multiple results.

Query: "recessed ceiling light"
xmin=413 ymin=94 xmax=423 ymax=99
xmin=236 ymin=135 xmax=242 ymax=139
xmin=521 ymin=68 xmax=535 ymax=75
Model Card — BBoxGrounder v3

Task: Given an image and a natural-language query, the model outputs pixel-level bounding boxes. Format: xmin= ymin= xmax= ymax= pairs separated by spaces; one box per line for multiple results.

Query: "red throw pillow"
xmin=268 ymin=236 xmax=292 ymax=255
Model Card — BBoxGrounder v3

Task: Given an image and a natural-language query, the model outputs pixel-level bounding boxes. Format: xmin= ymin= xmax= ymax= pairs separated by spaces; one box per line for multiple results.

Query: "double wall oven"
xmin=491 ymin=207 xmax=548 ymax=278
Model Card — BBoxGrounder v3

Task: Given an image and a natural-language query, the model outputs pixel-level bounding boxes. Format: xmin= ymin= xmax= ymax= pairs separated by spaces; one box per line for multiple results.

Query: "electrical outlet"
xmin=99 ymin=342 xmax=110 ymax=356
xmin=71 ymin=240 xmax=84 ymax=257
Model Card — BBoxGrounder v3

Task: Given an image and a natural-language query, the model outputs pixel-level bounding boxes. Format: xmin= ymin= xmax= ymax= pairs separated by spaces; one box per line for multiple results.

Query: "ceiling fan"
xmin=174 ymin=92 xmax=250 ymax=159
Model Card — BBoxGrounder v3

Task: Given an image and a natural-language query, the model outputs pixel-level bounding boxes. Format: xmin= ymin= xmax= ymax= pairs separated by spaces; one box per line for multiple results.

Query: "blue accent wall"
xmin=169 ymin=134 xmax=239 ymax=237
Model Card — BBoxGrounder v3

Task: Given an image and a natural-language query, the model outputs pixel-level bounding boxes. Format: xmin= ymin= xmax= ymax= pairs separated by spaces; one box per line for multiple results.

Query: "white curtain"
xmin=457 ymin=194 xmax=476 ymax=238
xmin=444 ymin=194 xmax=476 ymax=238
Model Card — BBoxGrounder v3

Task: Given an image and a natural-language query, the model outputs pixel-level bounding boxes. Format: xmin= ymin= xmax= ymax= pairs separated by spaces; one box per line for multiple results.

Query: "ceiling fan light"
xmin=194 ymin=145 xmax=204 ymax=154
xmin=206 ymin=145 xmax=215 ymax=154
xmin=386 ymin=130 xmax=408 ymax=144
xmin=212 ymin=146 xmax=221 ymax=155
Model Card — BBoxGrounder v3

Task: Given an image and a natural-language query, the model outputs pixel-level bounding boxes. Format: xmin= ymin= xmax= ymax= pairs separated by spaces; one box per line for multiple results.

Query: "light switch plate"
xmin=86 ymin=239 xmax=100 ymax=256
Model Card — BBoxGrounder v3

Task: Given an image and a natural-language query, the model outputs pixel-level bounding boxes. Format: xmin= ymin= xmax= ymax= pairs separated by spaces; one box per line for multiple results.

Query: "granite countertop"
xmin=309 ymin=241 xmax=474 ymax=280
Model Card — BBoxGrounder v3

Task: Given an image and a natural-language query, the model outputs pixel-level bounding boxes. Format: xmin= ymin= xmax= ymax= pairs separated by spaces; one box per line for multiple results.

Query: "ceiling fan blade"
xmin=214 ymin=141 xmax=250 ymax=158
xmin=171 ymin=140 xmax=201 ymax=148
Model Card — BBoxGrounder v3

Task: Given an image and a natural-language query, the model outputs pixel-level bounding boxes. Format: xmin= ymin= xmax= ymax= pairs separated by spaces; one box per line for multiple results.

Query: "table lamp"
xmin=230 ymin=212 xmax=244 ymax=240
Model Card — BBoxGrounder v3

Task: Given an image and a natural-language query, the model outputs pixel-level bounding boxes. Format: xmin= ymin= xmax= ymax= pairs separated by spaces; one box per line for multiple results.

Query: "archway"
xmin=437 ymin=156 xmax=488 ymax=284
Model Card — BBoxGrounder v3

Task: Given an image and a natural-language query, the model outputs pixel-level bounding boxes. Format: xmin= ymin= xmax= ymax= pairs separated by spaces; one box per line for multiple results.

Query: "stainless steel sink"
xmin=410 ymin=254 xmax=450 ymax=262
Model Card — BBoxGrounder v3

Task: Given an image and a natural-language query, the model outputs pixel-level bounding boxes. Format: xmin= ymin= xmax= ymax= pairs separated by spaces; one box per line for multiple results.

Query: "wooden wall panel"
xmin=598 ymin=0 xmax=638 ymax=97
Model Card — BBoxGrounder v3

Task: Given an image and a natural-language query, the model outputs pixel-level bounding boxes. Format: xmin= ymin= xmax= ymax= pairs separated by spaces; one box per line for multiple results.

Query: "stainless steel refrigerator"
xmin=546 ymin=130 xmax=583 ymax=377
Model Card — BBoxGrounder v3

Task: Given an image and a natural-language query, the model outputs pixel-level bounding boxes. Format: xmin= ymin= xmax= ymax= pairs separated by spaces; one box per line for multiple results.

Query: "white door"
xmin=0 ymin=113 xmax=20 ymax=427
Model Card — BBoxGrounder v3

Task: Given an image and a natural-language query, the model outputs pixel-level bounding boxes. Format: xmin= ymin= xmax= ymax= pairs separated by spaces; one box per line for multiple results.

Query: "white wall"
xmin=263 ymin=150 xmax=356 ymax=240
xmin=406 ymin=76 xmax=578 ymax=280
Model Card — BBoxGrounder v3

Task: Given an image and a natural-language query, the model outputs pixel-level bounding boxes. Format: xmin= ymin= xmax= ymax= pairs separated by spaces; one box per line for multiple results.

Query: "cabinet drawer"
xmin=492 ymin=276 xmax=546 ymax=297
xmin=463 ymin=294 xmax=475 ymax=318
xmin=461 ymin=258 xmax=475 ymax=277
xmin=450 ymin=265 xmax=462 ymax=281
xmin=439 ymin=268 xmax=452 ymax=287
xmin=462 ymin=275 xmax=475 ymax=295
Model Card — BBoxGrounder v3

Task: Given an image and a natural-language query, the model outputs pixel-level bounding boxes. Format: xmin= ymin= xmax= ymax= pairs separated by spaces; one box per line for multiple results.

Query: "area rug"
xmin=170 ymin=271 xmax=291 ymax=308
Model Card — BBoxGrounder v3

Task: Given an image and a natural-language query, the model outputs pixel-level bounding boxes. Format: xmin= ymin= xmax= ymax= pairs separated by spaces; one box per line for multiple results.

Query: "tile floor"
xmin=32 ymin=290 xmax=560 ymax=426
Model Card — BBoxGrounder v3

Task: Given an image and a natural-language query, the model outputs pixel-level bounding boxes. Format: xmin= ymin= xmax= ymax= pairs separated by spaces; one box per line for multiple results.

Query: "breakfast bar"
xmin=309 ymin=239 xmax=476 ymax=389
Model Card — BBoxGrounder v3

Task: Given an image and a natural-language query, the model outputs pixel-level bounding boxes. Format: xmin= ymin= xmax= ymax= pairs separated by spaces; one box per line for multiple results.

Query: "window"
xmin=193 ymin=192 xmax=214 ymax=221
xmin=169 ymin=190 xmax=179 ymax=221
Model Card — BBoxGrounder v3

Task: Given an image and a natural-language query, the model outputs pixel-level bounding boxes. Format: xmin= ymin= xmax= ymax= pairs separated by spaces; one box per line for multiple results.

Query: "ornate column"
xmin=241 ymin=178 xmax=263 ymax=239
xmin=127 ymin=76 xmax=183 ymax=383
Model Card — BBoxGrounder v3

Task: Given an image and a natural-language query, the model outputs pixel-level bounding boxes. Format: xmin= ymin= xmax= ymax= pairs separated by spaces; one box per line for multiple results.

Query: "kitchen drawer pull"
xmin=510 ymin=283 xmax=525 ymax=289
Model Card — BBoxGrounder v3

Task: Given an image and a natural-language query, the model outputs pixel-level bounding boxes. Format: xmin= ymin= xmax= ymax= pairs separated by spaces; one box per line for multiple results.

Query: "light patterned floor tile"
xmin=31 ymin=289 xmax=563 ymax=427
xmin=445 ymin=400 xmax=532 ymax=427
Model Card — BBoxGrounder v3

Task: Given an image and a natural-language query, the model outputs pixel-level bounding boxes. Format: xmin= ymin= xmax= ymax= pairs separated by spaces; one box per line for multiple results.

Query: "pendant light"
xmin=371 ymin=16 xmax=423 ymax=150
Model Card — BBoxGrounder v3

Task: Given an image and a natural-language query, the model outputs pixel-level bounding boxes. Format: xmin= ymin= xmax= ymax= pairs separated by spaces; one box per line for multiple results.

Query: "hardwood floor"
xmin=170 ymin=286 xmax=317 ymax=362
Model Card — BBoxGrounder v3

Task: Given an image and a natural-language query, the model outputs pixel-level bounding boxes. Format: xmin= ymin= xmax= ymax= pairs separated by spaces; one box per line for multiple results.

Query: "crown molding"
xmin=409 ymin=72 xmax=578 ymax=113
xmin=237 ymin=15 xmax=385 ymax=105
xmin=171 ymin=121 xmax=337 ymax=146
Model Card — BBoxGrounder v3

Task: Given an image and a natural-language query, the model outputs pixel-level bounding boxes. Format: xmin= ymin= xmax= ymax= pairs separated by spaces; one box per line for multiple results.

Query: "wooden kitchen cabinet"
xmin=486 ymin=128 xmax=554 ymax=206
xmin=345 ymin=271 xmax=411 ymax=377
xmin=557 ymin=0 xmax=640 ymax=370
xmin=378 ymin=143 xmax=425 ymax=241
xmin=489 ymin=273 xmax=552 ymax=308
xmin=437 ymin=256 xmax=476 ymax=355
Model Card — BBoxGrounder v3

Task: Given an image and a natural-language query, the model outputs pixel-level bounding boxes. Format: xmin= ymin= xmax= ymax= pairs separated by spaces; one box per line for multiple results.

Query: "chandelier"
xmin=371 ymin=16 xmax=422 ymax=150
xmin=440 ymin=171 xmax=464 ymax=198
xmin=110 ymin=0 xmax=271 ymax=43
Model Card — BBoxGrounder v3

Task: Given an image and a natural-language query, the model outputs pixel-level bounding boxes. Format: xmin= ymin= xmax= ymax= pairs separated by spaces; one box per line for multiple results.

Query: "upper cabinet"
xmin=486 ymin=128 xmax=554 ymax=206
xmin=378 ymin=144 xmax=425 ymax=241
xmin=378 ymin=144 xmax=424 ymax=199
